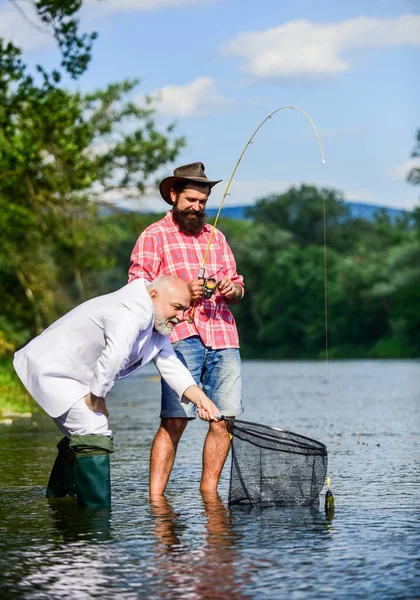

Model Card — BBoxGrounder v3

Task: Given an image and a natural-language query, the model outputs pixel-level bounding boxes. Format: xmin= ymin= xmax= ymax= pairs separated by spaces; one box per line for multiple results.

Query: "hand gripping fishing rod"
xmin=188 ymin=105 xmax=325 ymax=322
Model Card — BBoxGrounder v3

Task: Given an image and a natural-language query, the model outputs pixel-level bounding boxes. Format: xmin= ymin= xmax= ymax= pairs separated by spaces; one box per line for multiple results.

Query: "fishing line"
xmin=189 ymin=105 xmax=325 ymax=321
xmin=192 ymin=106 xmax=334 ymax=511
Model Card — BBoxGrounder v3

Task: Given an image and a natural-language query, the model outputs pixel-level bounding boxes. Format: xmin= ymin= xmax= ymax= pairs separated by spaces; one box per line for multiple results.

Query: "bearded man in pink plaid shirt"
xmin=129 ymin=162 xmax=244 ymax=497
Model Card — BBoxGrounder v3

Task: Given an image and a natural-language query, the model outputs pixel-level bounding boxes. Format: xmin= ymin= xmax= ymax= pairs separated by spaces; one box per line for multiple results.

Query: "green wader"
xmin=70 ymin=434 xmax=114 ymax=509
xmin=46 ymin=437 xmax=76 ymax=499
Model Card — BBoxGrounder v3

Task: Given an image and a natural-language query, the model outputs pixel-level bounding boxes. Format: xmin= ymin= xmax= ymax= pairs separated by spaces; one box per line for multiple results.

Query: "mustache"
xmin=167 ymin=317 xmax=181 ymax=326
xmin=181 ymin=208 xmax=206 ymax=218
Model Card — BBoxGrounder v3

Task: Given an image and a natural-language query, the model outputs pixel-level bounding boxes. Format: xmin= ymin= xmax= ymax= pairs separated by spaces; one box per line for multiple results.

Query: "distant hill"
xmin=206 ymin=201 xmax=410 ymax=222
xmin=344 ymin=202 xmax=409 ymax=221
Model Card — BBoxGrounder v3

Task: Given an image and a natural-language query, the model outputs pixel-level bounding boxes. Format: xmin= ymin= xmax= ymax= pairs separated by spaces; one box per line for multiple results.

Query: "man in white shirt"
xmin=14 ymin=275 xmax=219 ymax=508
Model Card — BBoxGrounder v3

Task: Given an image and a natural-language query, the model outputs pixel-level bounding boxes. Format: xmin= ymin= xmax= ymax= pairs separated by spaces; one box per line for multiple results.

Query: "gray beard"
xmin=154 ymin=314 xmax=180 ymax=336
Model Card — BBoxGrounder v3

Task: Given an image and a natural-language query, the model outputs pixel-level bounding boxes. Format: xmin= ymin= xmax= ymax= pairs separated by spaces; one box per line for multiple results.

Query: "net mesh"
xmin=228 ymin=419 xmax=328 ymax=507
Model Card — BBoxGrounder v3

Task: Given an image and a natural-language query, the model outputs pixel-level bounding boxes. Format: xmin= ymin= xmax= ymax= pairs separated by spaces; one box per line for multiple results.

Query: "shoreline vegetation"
xmin=0 ymin=358 xmax=38 ymax=421
xmin=1 ymin=5 xmax=418 ymax=420
xmin=1 ymin=352 xmax=418 ymax=419
xmin=2 ymin=197 xmax=419 ymax=419
xmin=2 ymin=196 xmax=420 ymax=420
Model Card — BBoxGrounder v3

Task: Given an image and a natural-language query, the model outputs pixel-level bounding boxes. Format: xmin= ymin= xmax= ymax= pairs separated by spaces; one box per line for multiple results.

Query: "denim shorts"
xmin=161 ymin=336 xmax=243 ymax=419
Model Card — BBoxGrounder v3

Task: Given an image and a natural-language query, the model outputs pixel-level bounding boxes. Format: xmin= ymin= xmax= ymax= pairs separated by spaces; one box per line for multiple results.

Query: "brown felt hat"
xmin=159 ymin=162 xmax=222 ymax=205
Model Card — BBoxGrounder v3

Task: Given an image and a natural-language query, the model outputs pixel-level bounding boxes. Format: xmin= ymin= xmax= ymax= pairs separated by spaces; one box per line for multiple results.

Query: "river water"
xmin=0 ymin=360 xmax=419 ymax=599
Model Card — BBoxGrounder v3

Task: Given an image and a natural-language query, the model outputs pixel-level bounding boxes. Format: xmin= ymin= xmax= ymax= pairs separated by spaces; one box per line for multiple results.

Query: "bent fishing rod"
xmin=191 ymin=108 xmax=333 ymax=508
xmin=188 ymin=105 xmax=326 ymax=321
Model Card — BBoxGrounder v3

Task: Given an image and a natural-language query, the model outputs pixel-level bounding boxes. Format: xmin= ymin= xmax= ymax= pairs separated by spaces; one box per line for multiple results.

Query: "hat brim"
xmin=159 ymin=176 xmax=222 ymax=205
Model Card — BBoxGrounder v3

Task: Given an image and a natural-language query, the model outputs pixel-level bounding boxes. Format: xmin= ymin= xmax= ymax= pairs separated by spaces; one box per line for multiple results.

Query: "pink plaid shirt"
xmin=128 ymin=211 xmax=244 ymax=349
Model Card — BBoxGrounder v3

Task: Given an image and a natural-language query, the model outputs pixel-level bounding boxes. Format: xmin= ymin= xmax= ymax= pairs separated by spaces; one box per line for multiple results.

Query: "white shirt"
xmin=13 ymin=279 xmax=195 ymax=418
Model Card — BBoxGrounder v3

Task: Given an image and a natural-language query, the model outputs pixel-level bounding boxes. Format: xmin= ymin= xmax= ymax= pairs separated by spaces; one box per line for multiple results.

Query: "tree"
xmin=6 ymin=0 xmax=96 ymax=78
xmin=0 ymin=4 xmax=185 ymax=345
xmin=407 ymin=128 xmax=420 ymax=187
xmin=245 ymin=185 xmax=351 ymax=251
xmin=223 ymin=184 xmax=419 ymax=359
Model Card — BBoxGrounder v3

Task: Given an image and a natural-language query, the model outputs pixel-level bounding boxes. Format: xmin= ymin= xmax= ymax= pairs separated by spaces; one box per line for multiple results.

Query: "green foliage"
xmin=1 ymin=3 xmax=419 ymax=415
xmin=0 ymin=358 xmax=36 ymax=416
xmin=86 ymin=211 xmax=166 ymax=295
xmin=0 ymin=332 xmax=15 ymax=358
xmin=0 ymin=7 xmax=185 ymax=346
xmin=223 ymin=185 xmax=420 ymax=359
xmin=407 ymin=128 xmax=420 ymax=186
xmin=246 ymin=185 xmax=350 ymax=250
xmin=8 ymin=0 xmax=96 ymax=78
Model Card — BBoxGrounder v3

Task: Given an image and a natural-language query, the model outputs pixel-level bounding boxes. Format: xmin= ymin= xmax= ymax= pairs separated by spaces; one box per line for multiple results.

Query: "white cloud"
xmin=0 ymin=1 xmax=54 ymax=52
xmin=0 ymin=0 xmax=216 ymax=53
xmin=147 ymin=77 xmax=232 ymax=118
xmin=389 ymin=157 xmax=420 ymax=180
xmin=95 ymin=183 xmax=169 ymax=212
xmin=222 ymin=15 xmax=420 ymax=81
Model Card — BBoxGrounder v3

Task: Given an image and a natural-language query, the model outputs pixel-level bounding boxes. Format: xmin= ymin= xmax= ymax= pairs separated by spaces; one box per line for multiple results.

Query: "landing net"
xmin=228 ymin=419 xmax=327 ymax=507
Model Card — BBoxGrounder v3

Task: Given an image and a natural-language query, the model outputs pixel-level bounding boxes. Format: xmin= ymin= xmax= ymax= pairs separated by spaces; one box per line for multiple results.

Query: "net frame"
xmin=228 ymin=419 xmax=328 ymax=508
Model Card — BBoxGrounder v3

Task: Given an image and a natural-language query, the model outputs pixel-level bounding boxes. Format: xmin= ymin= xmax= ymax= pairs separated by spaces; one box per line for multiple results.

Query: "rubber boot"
xmin=70 ymin=434 xmax=114 ymax=509
xmin=46 ymin=437 xmax=76 ymax=498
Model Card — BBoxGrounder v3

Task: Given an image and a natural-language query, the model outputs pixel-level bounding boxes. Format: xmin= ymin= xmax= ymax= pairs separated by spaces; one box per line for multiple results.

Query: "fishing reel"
xmin=202 ymin=277 xmax=219 ymax=299
xmin=187 ymin=270 xmax=219 ymax=322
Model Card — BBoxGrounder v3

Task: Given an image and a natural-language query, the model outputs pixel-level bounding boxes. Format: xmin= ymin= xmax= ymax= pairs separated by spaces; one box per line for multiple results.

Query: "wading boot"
xmin=46 ymin=436 xmax=76 ymax=498
xmin=70 ymin=434 xmax=114 ymax=508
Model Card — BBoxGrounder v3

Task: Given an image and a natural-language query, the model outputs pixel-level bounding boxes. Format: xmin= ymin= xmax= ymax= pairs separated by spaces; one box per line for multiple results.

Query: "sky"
xmin=1 ymin=0 xmax=419 ymax=212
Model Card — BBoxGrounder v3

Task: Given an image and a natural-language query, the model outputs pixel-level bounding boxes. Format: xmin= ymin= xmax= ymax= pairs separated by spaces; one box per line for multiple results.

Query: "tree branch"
xmin=8 ymin=0 xmax=52 ymax=36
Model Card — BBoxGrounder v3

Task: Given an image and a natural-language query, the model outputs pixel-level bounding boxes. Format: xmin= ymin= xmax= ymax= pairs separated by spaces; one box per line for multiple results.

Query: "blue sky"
xmin=1 ymin=0 xmax=419 ymax=212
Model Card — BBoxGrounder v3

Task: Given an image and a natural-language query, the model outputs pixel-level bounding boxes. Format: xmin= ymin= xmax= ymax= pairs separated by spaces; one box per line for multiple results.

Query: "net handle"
xmin=215 ymin=414 xmax=327 ymax=452
xmin=232 ymin=430 xmax=327 ymax=456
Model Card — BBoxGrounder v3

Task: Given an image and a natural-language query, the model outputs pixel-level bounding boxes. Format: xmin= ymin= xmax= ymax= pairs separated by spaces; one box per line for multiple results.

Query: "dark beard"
xmin=172 ymin=204 xmax=206 ymax=236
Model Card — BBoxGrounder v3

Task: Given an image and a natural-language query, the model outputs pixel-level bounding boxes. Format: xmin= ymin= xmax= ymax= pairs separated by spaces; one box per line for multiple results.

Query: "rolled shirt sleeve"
xmin=221 ymin=233 xmax=244 ymax=295
xmin=128 ymin=231 xmax=162 ymax=282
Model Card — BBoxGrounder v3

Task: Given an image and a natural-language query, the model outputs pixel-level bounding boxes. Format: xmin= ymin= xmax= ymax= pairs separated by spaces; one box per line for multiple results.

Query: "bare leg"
xmin=149 ymin=417 xmax=188 ymax=497
xmin=200 ymin=418 xmax=232 ymax=492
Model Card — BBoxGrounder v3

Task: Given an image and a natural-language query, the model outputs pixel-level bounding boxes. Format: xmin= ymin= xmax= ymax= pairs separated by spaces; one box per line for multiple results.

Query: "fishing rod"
xmin=192 ymin=108 xmax=334 ymax=513
xmin=188 ymin=105 xmax=325 ymax=321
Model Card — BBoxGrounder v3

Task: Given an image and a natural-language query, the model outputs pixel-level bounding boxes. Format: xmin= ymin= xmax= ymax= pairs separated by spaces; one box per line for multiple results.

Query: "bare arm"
xmin=85 ymin=392 xmax=108 ymax=417
xmin=154 ymin=341 xmax=220 ymax=421
xmin=182 ymin=385 xmax=220 ymax=422
xmin=217 ymin=233 xmax=244 ymax=304
xmin=218 ymin=278 xmax=244 ymax=304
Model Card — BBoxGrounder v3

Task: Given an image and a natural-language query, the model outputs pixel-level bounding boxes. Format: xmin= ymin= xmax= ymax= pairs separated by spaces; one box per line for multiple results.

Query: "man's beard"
xmin=172 ymin=203 xmax=206 ymax=235
xmin=154 ymin=308 xmax=181 ymax=336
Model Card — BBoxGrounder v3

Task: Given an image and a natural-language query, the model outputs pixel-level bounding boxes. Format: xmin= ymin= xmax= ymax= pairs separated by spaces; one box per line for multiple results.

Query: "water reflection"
xmin=150 ymin=495 xmax=185 ymax=551
xmin=231 ymin=502 xmax=334 ymax=546
xmin=1 ymin=360 xmax=419 ymax=598
xmin=149 ymin=492 xmax=248 ymax=600
xmin=198 ymin=492 xmax=251 ymax=599
xmin=48 ymin=499 xmax=112 ymax=543
xmin=3 ymin=498 xmax=116 ymax=599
